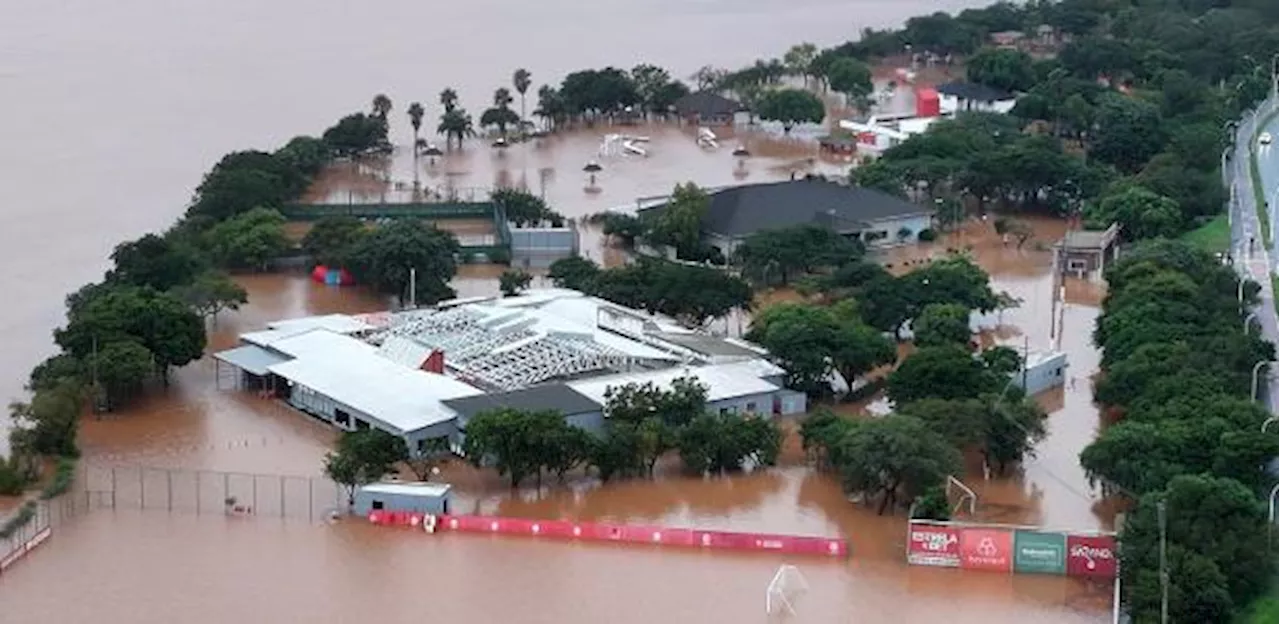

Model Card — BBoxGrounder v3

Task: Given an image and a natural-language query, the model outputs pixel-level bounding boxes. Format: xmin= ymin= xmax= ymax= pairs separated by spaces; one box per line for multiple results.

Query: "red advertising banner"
xmin=959 ymin=528 xmax=1013 ymax=572
xmin=1065 ymin=534 xmax=1117 ymax=578
xmin=907 ymin=523 xmax=960 ymax=567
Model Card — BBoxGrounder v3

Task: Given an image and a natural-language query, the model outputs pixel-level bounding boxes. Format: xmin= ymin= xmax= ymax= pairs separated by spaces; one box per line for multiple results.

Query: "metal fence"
xmin=0 ymin=493 xmax=95 ymax=570
xmin=81 ymin=464 xmax=348 ymax=522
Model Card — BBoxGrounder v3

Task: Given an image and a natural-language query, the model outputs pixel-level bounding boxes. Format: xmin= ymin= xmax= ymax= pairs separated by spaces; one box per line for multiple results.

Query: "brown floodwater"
xmin=0 ymin=0 xmax=1115 ymax=621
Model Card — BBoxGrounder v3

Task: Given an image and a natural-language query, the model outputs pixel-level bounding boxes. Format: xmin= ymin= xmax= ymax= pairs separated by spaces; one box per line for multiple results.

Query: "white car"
xmin=1261 ymin=132 xmax=1273 ymax=146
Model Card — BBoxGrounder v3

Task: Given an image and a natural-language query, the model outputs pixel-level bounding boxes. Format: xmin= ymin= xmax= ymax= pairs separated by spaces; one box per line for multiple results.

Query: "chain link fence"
xmin=0 ymin=493 xmax=95 ymax=571
xmin=81 ymin=464 xmax=348 ymax=522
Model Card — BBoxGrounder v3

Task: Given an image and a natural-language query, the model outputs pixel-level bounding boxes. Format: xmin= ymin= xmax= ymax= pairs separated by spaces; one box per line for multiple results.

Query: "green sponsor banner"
xmin=1013 ymin=530 xmax=1067 ymax=575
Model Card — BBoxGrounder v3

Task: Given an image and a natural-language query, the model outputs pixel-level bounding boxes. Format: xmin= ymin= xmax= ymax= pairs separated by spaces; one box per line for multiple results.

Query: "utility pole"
xmin=1158 ymin=500 xmax=1169 ymax=624
xmin=91 ymin=334 xmax=101 ymax=416
xmin=409 ymin=267 xmax=417 ymax=309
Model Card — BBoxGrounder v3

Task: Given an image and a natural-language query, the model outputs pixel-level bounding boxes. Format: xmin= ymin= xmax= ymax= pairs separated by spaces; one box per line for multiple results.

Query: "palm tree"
xmin=480 ymin=88 xmax=518 ymax=137
xmin=438 ymin=108 xmax=475 ymax=149
xmin=407 ymin=102 xmax=425 ymax=144
xmin=439 ymin=88 xmax=459 ymax=114
xmin=512 ymin=68 xmax=532 ymax=126
xmin=372 ymin=94 xmax=392 ymax=119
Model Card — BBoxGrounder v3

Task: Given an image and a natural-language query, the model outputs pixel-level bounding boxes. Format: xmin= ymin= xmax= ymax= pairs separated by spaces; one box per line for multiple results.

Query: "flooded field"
xmin=0 ymin=0 xmax=1115 ymax=620
xmin=0 ymin=213 xmax=1115 ymax=622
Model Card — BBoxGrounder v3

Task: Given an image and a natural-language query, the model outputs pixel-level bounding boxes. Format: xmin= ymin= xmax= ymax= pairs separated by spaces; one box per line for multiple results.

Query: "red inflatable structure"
xmin=311 ymin=265 xmax=355 ymax=286
xmin=365 ymin=511 xmax=849 ymax=558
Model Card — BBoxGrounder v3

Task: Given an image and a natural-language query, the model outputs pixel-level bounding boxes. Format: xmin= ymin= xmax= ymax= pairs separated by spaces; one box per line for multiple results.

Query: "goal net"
xmin=765 ymin=564 xmax=809 ymax=618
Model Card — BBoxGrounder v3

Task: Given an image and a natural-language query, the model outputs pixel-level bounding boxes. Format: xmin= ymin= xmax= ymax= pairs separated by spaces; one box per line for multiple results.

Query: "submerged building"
xmin=214 ymin=289 xmax=806 ymax=454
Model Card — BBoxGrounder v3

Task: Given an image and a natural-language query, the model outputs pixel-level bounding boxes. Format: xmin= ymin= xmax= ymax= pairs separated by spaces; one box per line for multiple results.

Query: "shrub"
xmin=917 ymin=228 xmax=937 ymax=242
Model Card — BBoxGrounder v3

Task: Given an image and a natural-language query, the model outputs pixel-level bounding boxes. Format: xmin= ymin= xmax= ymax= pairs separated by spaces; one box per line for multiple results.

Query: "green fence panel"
xmin=1013 ymin=530 xmax=1067 ymax=575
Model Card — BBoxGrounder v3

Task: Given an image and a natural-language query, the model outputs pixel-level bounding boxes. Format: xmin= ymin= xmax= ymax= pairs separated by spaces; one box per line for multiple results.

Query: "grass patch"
xmin=1237 ymin=588 xmax=1278 ymax=624
xmin=1181 ymin=214 xmax=1232 ymax=253
xmin=1249 ymin=109 xmax=1278 ymax=250
xmin=1273 ymin=272 xmax=1278 ymax=313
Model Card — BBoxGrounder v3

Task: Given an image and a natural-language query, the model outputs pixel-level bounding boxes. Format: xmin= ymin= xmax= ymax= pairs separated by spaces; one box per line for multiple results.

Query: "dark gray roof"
xmin=442 ymin=384 xmax=601 ymax=419
xmin=936 ymin=81 xmax=1014 ymax=102
xmin=642 ymin=179 xmax=931 ymax=238
xmin=672 ymin=91 xmax=746 ymax=117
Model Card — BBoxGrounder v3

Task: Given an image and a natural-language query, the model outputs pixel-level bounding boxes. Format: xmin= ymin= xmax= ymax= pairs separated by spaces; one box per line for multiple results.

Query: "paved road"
xmin=1228 ymin=93 xmax=1279 ymax=414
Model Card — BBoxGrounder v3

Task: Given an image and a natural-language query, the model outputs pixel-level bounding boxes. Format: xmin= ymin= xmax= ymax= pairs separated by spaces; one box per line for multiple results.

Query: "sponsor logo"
xmin=911 ymin=529 xmax=958 ymax=552
xmin=960 ymin=529 xmax=1013 ymax=572
xmin=1070 ymin=543 xmax=1114 ymax=570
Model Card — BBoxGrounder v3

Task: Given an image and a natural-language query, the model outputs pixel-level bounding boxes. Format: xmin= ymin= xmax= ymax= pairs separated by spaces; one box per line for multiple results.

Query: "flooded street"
xmin=1 ymin=0 xmax=1114 ymax=621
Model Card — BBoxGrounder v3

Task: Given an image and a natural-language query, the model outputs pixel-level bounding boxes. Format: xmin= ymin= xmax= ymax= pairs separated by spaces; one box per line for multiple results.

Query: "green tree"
xmin=345 ymin=220 xmax=460 ymax=306
xmin=1090 ymin=93 xmax=1165 ymax=174
xmin=825 ymin=57 xmax=874 ymax=107
xmin=499 ymin=269 xmax=532 ymax=297
xmin=911 ymin=485 xmax=952 ymax=521
xmin=911 ymin=302 xmax=971 ymax=347
xmin=8 ymin=379 xmax=84 ymax=457
xmin=677 ymin=413 xmax=782 ymax=475
xmin=1086 ymin=186 xmax=1181 ymax=241
xmin=480 ymin=88 xmax=520 ymax=136
xmin=512 ymin=69 xmax=532 ymax=124
xmin=747 ymin=302 xmax=895 ymax=395
xmin=590 ymin=259 xmax=752 ymax=328
xmin=887 ymin=344 xmax=998 ymax=405
xmin=322 ymin=112 xmax=391 ymax=157
xmin=203 ymin=207 xmax=290 ymax=271
xmin=547 ymin=255 xmax=600 ymax=291
xmin=1119 ymin=475 xmax=1275 ymax=621
xmin=301 ymin=215 xmax=367 ymax=268
xmin=603 ymin=377 xmax=707 ymax=477
xmin=755 ymin=88 xmax=825 ymax=133
xmin=492 ymin=188 xmax=562 ymax=227
xmin=84 ymin=340 xmax=154 ymax=410
xmin=833 ymin=415 xmax=963 ymax=514
xmin=783 ymin=43 xmax=819 ymax=84
xmin=462 ymin=408 xmax=568 ymax=488
xmin=965 ymin=47 xmax=1037 ymax=92
xmin=55 ymin=284 xmax=206 ymax=386
xmin=170 ymin=271 xmax=247 ymax=323
xmin=644 ymin=182 xmax=709 ymax=260
xmin=731 ymin=225 xmax=864 ymax=286
xmin=108 ymin=234 xmax=204 ymax=291
xmin=28 ymin=354 xmax=85 ymax=393
xmin=324 ymin=429 xmax=408 ymax=506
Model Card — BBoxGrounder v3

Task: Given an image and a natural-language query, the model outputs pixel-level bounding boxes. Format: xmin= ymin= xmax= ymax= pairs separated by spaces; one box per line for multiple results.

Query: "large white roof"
xmin=265 ymin=331 xmax=482 ymax=434
xmin=358 ymin=481 xmax=452 ymax=498
xmin=567 ymin=361 xmax=781 ymax=405
xmin=242 ymin=314 xmax=372 ymax=347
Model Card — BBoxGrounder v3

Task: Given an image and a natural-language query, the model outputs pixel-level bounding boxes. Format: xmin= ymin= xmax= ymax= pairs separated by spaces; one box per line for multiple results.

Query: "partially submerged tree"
xmin=324 ymin=429 xmax=408 ymax=506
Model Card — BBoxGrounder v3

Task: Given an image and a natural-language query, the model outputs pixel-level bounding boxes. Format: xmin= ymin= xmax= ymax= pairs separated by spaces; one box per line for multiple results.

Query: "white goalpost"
xmin=765 ymin=564 xmax=809 ymax=618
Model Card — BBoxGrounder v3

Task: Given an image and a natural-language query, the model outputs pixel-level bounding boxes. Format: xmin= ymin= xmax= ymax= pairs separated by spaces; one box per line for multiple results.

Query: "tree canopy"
xmin=755 ymin=88 xmax=825 ymax=132
xmin=345 ymin=220 xmax=461 ymax=306
xmin=731 ymin=225 xmax=864 ymax=286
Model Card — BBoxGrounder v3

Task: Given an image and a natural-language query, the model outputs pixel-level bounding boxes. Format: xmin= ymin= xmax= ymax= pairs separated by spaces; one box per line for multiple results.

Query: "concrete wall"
xmin=510 ymin=226 xmax=576 ymax=269
xmin=353 ymin=489 xmax=452 ymax=516
xmin=860 ymin=213 xmax=934 ymax=247
xmin=710 ymin=391 xmax=776 ymax=416
xmin=1017 ymin=352 xmax=1068 ymax=396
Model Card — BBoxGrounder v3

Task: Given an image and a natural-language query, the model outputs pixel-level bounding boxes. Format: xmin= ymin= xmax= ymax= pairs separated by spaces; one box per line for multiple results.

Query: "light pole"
xmin=1262 ymin=416 xmax=1276 ymax=433
xmin=1158 ymin=500 xmax=1169 ymax=624
xmin=1245 ymin=311 xmax=1259 ymax=333
xmin=1251 ymin=360 xmax=1269 ymax=401
xmin=1238 ymin=278 xmax=1247 ymax=303
xmin=1264 ymin=485 xmax=1274 ymax=547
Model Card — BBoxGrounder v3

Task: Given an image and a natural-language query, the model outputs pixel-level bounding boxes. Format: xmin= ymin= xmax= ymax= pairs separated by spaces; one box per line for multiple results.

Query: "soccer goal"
xmin=765 ymin=564 xmax=809 ymax=618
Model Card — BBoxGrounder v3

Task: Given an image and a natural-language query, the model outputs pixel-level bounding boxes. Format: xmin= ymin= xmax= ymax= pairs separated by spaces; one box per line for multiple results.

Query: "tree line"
xmin=0 ymin=101 xmax=414 ymax=494
xmin=1078 ymin=240 xmax=1276 ymax=622
xmin=322 ymin=376 xmax=783 ymax=495
xmin=840 ymin=0 xmax=1275 ymax=244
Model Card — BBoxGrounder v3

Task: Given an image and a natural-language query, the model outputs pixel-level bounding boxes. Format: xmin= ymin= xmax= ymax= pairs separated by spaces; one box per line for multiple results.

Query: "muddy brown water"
xmin=0 ymin=1 xmax=1113 ymax=621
